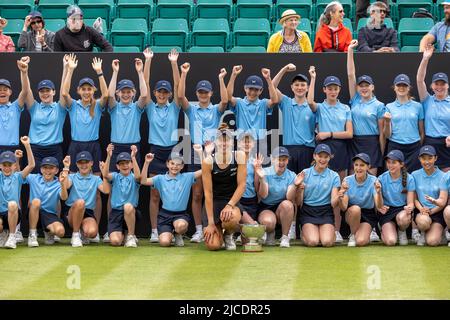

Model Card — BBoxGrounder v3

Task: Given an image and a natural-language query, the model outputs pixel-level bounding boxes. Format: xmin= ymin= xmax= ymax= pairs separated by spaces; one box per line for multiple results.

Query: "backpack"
xmin=412 ymin=8 xmax=434 ymax=19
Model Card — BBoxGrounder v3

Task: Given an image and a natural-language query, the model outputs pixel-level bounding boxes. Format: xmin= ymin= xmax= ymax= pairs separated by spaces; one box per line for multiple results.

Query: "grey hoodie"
xmin=18 ymin=29 xmax=55 ymax=52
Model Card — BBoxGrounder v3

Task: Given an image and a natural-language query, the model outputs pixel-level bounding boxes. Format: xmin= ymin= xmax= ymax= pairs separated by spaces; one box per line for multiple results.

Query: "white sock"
xmin=290 ymin=222 xmax=296 ymax=229
xmin=195 ymin=225 xmax=203 ymax=232
xmin=15 ymin=223 xmax=21 ymax=232
xmin=152 ymin=228 xmax=157 ymax=234
xmin=72 ymin=232 xmax=80 ymax=237
xmin=29 ymin=229 xmax=37 ymax=235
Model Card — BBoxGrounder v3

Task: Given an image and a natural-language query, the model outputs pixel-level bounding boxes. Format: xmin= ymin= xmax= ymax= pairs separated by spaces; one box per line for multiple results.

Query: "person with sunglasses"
xmin=18 ymin=11 xmax=55 ymax=52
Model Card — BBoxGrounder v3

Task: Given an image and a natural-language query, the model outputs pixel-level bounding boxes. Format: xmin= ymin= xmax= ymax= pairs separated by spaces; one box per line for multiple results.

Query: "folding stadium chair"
xmin=275 ymin=0 xmax=313 ymax=22
xmin=235 ymin=0 xmax=272 ymax=20
xmin=116 ymin=0 xmax=153 ymax=29
xmin=233 ymin=18 xmax=271 ymax=47
xmin=188 ymin=46 xmax=225 ymax=53
xmin=195 ymin=0 xmax=233 ymax=21
xmin=113 ymin=46 xmax=141 ymax=52
xmin=44 ymin=19 xmax=65 ymax=33
xmin=0 ymin=0 xmax=34 ymax=20
xmin=397 ymin=17 xmax=434 ymax=47
xmin=37 ymin=0 xmax=75 ymax=20
xmin=150 ymin=18 xmax=188 ymax=52
xmin=78 ymin=0 xmax=114 ymax=29
xmin=191 ymin=18 xmax=230 ymax=51
xmin=396 ymin=0 xmax=433 ymax=20
xmin=110 ymin=18 xmax=148 ymax=51
xmin=156 ymin=0 xmax=193 ymax=26
xmin=150 ymin=46 xmax=183 ymax=53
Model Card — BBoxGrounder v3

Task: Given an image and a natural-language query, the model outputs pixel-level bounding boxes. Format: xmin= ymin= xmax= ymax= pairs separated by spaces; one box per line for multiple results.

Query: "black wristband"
xmin=97 ymin=73 xmax=103 ymax=77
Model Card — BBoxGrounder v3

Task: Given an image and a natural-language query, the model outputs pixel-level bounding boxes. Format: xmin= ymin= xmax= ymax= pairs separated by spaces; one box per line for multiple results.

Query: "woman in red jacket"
xmin=314 ymin=1 xmax=352 ymax=52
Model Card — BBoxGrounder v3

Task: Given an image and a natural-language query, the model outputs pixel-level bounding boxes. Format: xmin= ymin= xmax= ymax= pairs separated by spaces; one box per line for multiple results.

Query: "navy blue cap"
xmin=419 ymin=145 xmax=436 ymax=156
xmin=385 ymin=149 xmax=404 ymax=162
xmin=168 ymin=152 xmax=184 ymax=163
xmin=117 ymin=79 xmax=135 ymax=90
xmin=393 ymin=74 xmax=410 ymax=86
xmin=195 ymin=80 xmax=212 ymax=92
xmin=314 ymin=144 xmax=332 ymax=155
xmin=155 ymin=80 xmax=172 ymax=92
xmin=245 ymin=75 xmax=264 ymax=89
xmin=0 ymin=151 xmax=16 ymax=164
xmin=323 ymin=76 xmax=341 ymax=87
xmin=352 ymin=153 xmax=371 ymax=165
xmin=41 ymin=156 xmax=59 ymax=167
xmin=29 ymin=11 xmax=43 ymax=19
xmin=78 ymin=77 xmax=95 ymax=88
xmin=76 ymin=151 xmax=93 ymax=163
xmin=116 ymin=152 xmax=132 ymax=163
xmin=431 ymin=72 xmax=448 ymax=84
xmin=272 ymin=146 xmax=290 ymax=158
xmin=37 ymin=79 xmax=55 ymax=91
xmin=67 ymin=5 xmax=83 ymax=18
xmin=357 ymin=75 xmax=374 ymax=85
xmin=291 ymin=73 xmax=309 ymax=84
xmin=0 ymin=79 xmax=11 ymax=89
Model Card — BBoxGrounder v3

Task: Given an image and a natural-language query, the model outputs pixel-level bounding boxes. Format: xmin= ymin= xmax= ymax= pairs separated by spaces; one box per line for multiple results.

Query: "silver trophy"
xmin=240 ymin=224 xmax=266 ymax=252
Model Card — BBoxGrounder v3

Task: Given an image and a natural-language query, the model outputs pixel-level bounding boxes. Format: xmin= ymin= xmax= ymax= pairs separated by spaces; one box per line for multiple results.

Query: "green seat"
xmin=3 ymin=19 xmax=23 ymax=48
xmin=156 ymin=0 xmax=193 ymax=25
xmin=233 ymin=18 xmax=270 ymax=47
xmin=195 ymin=0 xmax=233 ymax=21
xmin=400 ymin=45 xmax=419 ymax=52
xmin=230 ymin=46 xmax=266 ymax=52
xmin=44 ymin=19 xmax=65 ymax=32
xmin=236 ymin=0 xmax=272 ymax=20
xmin=37 ymin=0 xmax=74 ymax=20
xmin=273 ymin=18 xmax=312 ymax=38
xmin=357 ymin=17 xmax=394 ymax=31
xmin=316 ymin=0 xmax=353 ymax=21
xmin=396 ymin=0 xmax=433 ymax=20
xmin=188 ymin=46 xmax=224 ymax=52
xmin=113 ymin=46 xmax=141 ymax=52
xmin=343 ymin=17 xmax=353 ymax=36
xmin=435 ymin=0 xmax=446 ymax=21
xmin=0 ymin=0 xmax=34 ymax=19
xmin=275 ymin=0 xmax=313 ymax=22
xmin=150 ymin=18 xmax=188 ymax=51
xmin=111 ymin=18 xmax=148 ymax=50
xmin=84 ymin=18 xmax=108 ymax=35
xmin=116 ymin=0 xmax=153 ymax=28
xmin=150 ymin=45 xmax=183 ymax=53
xmin=78 ymin=0 xmax=114 ymax=28
xmin=191 ymin=18 xmax=230 ymax=50
xmin=398 ymin=17 xmax=434 ymax=47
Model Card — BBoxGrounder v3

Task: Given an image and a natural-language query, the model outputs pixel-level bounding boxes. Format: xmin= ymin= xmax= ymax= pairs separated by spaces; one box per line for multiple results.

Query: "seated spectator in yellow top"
xmin=267 ymin=9 xmax=312 ymax=53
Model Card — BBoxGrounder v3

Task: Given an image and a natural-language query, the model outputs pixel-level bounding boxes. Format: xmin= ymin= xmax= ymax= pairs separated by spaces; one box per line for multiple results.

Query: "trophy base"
xmin=242 ymin=243 xmax=263 ymax=252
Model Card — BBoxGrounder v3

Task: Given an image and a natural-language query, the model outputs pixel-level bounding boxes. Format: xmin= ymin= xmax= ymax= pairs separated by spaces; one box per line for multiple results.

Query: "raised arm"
xmin=347 ymin=40 xmax=358 ymax=99
xmin=107 ymin=59 xmax=119 ymax=109
xmin=102 ymin=143 xmax=113 ymax=181
xmin=97 ymin=168 xmax=110 ymax=195
xmin=59 ymin=54 xmax=70 ymax=101
xmin=338 ymin=179 xmax=349 ymax=211
xmin=142 ymin=48 xmax=153 ymax=106
xmin=227 ymin=65 xmax=243 ymax=107
xmin=92 ymin=57 xmax=108 ymax=107
xmin=383 ymin=111 xmax=392 ymax=138
xmin=168 ymin=49 xmax=181 ymax=107
xmin=374 ymin=180 xmax=384 ymax=210
xmin=130 ymin=145 xmax=141 ymax=181
xmin=218 ymin=68 xmax=228 ymax=112
xmin=288 ymin=171 xmax=304 ymax=203
xmin=60 ymin=53 xmax=77 ymax=107
xmin=307 ymin=66 xmax=318 ymax=112
xmin=17 ymin=56 xmax=34 ymax=108
xmin=255 ymin=163 xmax=269 ymax=200
xmin=177 ymin=62 xmax=191 ymax=111
xmin=416 ymin=45 xmax=433 ymax=102
xmin=59 ymin=171 xmax=69 ymax=200
xmin=62 ymin=156 xmax=72 ymax=189
xmin=261 ymin=68 xmax=280 ymax=107
xmin=20 ymin=136 xmax=35 ymax=179
xmin=272 ymin=64 xmax=296 ymax=102
xmin=135 ymin=58 xmax=148 ymax=109
xmin=140 ymin=153 xmax=155 ymax=186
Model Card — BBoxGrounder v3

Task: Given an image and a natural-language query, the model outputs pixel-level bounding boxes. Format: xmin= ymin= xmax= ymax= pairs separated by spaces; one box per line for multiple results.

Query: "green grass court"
xmin=1 ymin=240 xmax=449 ymax=300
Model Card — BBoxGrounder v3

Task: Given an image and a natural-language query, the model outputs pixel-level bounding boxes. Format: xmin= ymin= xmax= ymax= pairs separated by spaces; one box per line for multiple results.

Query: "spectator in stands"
xmin=356 ymin=0 xmax=389 ymax=25
xmin=357 ymin=2 xmax=399 ymax=52
xmin=267 ymin=9 xmax=312 ymax=53
xmin=18 ymin=11 xmax=55 ymax=52
xmin=0 ymin=17 xmax=15 ymax=52
xmin=420 ymin=1 xmax=450 ymax=52
xmin=314 ymin=1 xmax=352 ymax=52
xmin=53 ymin=5 xmax=112 ymax=52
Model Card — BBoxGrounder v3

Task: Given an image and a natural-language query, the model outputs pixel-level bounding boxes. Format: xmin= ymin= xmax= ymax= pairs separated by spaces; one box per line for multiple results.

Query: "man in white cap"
xmin=420 ymin=1 xmax=450 ymax=52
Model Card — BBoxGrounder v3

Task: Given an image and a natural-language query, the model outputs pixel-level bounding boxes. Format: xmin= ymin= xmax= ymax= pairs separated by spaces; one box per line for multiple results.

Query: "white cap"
xmin=442 ymin=1 xmax=450 ymax=5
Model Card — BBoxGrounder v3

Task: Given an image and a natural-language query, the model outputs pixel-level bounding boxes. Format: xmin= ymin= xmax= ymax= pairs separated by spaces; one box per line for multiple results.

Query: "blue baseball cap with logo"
xmin=272 ymin=146 xmax=290 ymax=158
xmin=352 ymin=153 xmax=371 ymax=165
xmin=291 ymin=73 xmax=309 ymax=84
xmin=323 ymin=76 xmax=341 ymax=87
xmin=41 ymin=156 xmax=59 ymax=167
xmin=0 ymin=151 xmax=16 ymax=164
xmin=196 ymin=80 xmax=213 ymax=92
xmin=0 ymin=79 xmax=11 ymax=89
xmin=29 ymin=11 xmax=43 ymax=20
xmin=76 ymin=151 xmax=93 ymax=163
xmin=155 ymin=80 xmax=172 ymax=92
xmin=245 ymin=75 xmax=264 ymax=89
xmin=431 ymin=72 xmax=448 ymax=84
xmin=117 ymin=79 xmax=135 ymax=90
xmin=37 ymin=79 xmax=55 ymax=91
xmin=78 ymin=77 xmax=96 ymax=88
xmin=385 ymin=149 xmax=404 ymax=162
xmin=314 ymin=144 xmax=332 ymax=155
xmin=116 ymin=152 xmax=132 ymax=164
xmin=419 ymin=145 xmax=436 ymax=156
xmin=357 ymin=75 xmax=374 ymax=85
xmin=393 ymin=74 xmax=410 ymax=86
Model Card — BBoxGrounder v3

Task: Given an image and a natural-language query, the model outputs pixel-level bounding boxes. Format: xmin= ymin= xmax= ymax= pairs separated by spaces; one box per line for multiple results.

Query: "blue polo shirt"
xmin=349 ymin=93 xmax=385 ymax=136
xmin=303 ymin=166 xmax=340 ymax=206
xmin=378 ymin=171 xmax=415 ymax=207
xmin=110 ymin=172 xmax=140 ymax=210
xmin=440 ymin=171 xmax=450 ymax=193
xmin=422 ymin=94 xmax=450 ymax=138
xmin=261 ymin=166 xmax=296 ymax=206
xmin=385 ymin=100 xmax=424 ymax=144
xmin=29 ymin=101 xmax=67 ymax=145
xmin=230 ymin=97 xmax=272 ymax=139
xmin=27 ymin=174 xmax=61 ymax=214
xmin=0 ymin=172 xmax=25 ymax=212
xmin=66 ymin=173 xmax=103 ymax=210
xmin=243 ymin=157 xmax=256 ymax=199
xmin=0 ymin=100 xmax=24 ymax=146
xmin=412 ymin=168 xmax=445 ymax=209
xmin=185 ymin=103 xmax=223 ymax=145
xmin=67 ymin=99 xmax=104 ymax=142
xmin=152 ymin=172 xmax=196 ymax=212
xmin=146 ymin=101 xmax=180 ymax=147
xmin=316 ymin=100 xmax=352 ymax=133
xmin=279 ymin=95 xmax=316 ymax=147
xmin=344 ymin=174 xmax=377 ymax=209
xmin=428 ymin=21 xmax=450 ymax=53
xmin=109 ymin=102 xmax=146 ymax=144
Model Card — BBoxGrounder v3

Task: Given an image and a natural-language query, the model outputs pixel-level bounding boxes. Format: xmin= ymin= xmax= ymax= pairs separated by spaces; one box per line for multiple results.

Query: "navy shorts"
xmin=202 ymin=199 xmax=243 ymax=226
xmin=31 ymin=143 xmax=64 ymax=173
xmin=240 ymin=196 xmax=259 ymax=220
xmin=284 ymin=145 xmax=314 ymax=173
xmin=358 ymin=207 xmax=379 ymax=229
xmin=109 ymin=142 xmax=141 ymax=173
xmin=257 ymin=201 xmax=283 ymax=215
xmin=414 ymin=209 xmax=446 ymax=227
xmin=0 ymin=209 xmax=21 ymax=230
xmin=424 ymin=136 xmax=450 ymax=169
xmin=108 ymin=207 xmax=141 ymax=234
xmin=40 ymin=210 xmax=63 ymax=230
xmin=386 ymin=140 xmax=421 ymax=173
xmin=321 ymin=139 xmax=350 ymax=172
xmin=157 ymin=208 xmax=190 ymax=234
xmin=68 ymin=140 xmax=102 ymax=173
xmin=379 ymin=206 xmax=404 ymax=227
xmin=148 ymin=144 xmax=177 ymax=175
xmin=349 ymin=135 xmax=383 ymax=169
xmin=186 ymin=143 xmax=202 ymax=172
xmin=83 ymin=208 xmax=96 ymax=221
xmin=299 ymin=204 xmax=334 ymax=226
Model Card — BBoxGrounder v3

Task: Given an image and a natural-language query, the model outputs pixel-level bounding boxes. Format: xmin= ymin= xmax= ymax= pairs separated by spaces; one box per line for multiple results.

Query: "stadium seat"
xmin=156 ymin=0 xmax=193 ymax=25
xmin=316 ymin=0 xmax=353 ymax=21
xmin=150 ymin=18 xmax=188 ymax=51
xmin=78 ymin=0 xmax=114 ymax=28
xmin=37 ymin=0 xmax=75 ymax=20
xmin=397 ymin=17 xmax=434 ymax=47
xmin=233 ymin=18 xmax=270 ymax=47
xmin=110 ymin=18 xmax=148 ymax=50
xmin=396 ymin=0 xmax=433 ymax=20
xmin=191 ymin=18 xmax=230 ymax=50
xmin=150 ymin=46 xmax=183 ymax=53
xmin=2 ymin=19 xmax=24 ymax=47
xmin=0 ymin=0 xmax=34 ymax=20
xmin=273 ymin=18 xmax=312 ymax=38
xmin=44 ymin=19 xmax=65 ymax=33
xmin=343 ymin=18 xmax=354 ymax=37
xmin=230 ymin=46 xmax=266 ymax=52
xmin=236 ymin=0 xmax=272 ymax=20
xmin=113 ymin=46 xmax=141 ymax=52
xmin=400 ymin=45 xmax=419 ymax=52
xmin=356 ymin=17 xmax=394 ymax=31
xmin=275 ymin=0 xmax=313 ymax=22
xmin=188 ymin=46 xmax=225 ymax=53
xmin=84 ymin=18 xmax=108 ymax=35
xmin=435 ymin=0 xmax=446 ymax=21
xmin=116 ymin=0 xmax=153 ymax=29
xmin=195 ymin=0 xmax=233 ymax=21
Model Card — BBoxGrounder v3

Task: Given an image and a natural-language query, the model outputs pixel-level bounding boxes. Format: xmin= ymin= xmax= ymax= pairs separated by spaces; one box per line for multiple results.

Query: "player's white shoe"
xmin=190 ymin=230 xmax=203 ymax=243
xmin=412 ymin=228 xmax=420 ymax=243
xmin=71 ymin=233 xmax=83 ymax=248
xmin=44 ymin=232 xmax=55 ymax=245
xmin=224 ymin=234 xmax=236 ymax=250
xmin=149 ymin=230 xmax=159 ymax=243
xmin=4 ymin=233 xmax=17 ymax=249
xmin=279 ymin=235 xmax=290 ymax=248
xmin=89 ymin=233 xmax=100 ymax=243
xmin=15 ymin=230 xmax=24 ymax=243
xmin=370 ymin=228 xmax=380 ymax=242
xmin=416 ymin=232 xmax=426 ymax=246
xmin=347 ymin=234 xmax=356 ymax=247
xmin=28 ymin=233 xmax=39 ymax=247
xmin=174 ymin=234 xmax=184 ymax=247
xmin=102 ymin=232 xmax=110 ymax=243
xmin=53 ymin=235 xmax=61 ymax=242
xmin=125 ymin=235 xmax=137 ymax=248
xmin=398 ymin=230 xmax=408 ymax=246
xmin=288 ymin=224 xmax=296 ymax=240
xmin=335 ymin=231 xmax=344 ymax=243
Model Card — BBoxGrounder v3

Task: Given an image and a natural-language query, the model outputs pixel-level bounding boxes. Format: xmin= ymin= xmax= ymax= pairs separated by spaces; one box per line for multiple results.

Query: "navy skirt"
xmin=414 ymin=209 xmax=446 ymax=227
xmin=148 ymin=144 xmax=177 ymax=175
xmin=349 ymin=135 xmax=383 ymax=168
xmin=299 ymin=204 xmax=334 ymax=226
xmin=424 ymin=136 xmax=450 ymax=169
xmin=321 ymin=139 xmax=350 ymax=172
xmin=386 ymin=140 xmax=421 ymax=173
xmin=378 ymin=206 xmax=404 ymax=227
xmin=284 ymin=145 xmax=315 ymax=174
xmin=240 ymin=196 xmax=259 ymax=220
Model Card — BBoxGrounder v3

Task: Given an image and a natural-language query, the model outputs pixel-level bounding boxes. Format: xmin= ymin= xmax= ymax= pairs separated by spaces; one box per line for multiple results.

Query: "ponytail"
xmin=317 ymin=1 xmax=341 ymax=31
xmin=401 ymin=166 xmax=408 ymax=194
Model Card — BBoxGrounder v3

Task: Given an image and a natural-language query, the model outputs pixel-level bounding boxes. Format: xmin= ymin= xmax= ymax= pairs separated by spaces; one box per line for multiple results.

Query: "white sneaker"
xmin=125 ymin=235 xmax=137 ymax=248
xmin=446 ymin=230 xmax=450 ymax=242
xmin=288 ymin=224 xmax=296 ymax=240
xmin=416 ymin=231 xmax=426 ymax=246
xmin=190 ymin=230 xmax=203 ymax=243
xmin=0 ymin=230 xmax=8 ymax=247
xmin=15 ymin=230 xmax=24 ymax=243
xmin=280 ymin=235 xmax=290 ymax=248
xmin=347 ymin=234 xmax=356 ymax=247
xmin=398 ymin=230 xmax=408 ymax=246
xmin=54 ymin=235 xmax=61 ymax=243
xmin=44 ymin=231 xmax=55 ymax=245
xmin=4 ymin=233 xmax=17 ymax=249
xmin=71 ymin=233 xmax=83 ymax=248
xmin=224 ymin=234 xmax=236 ymax=250
xmin=102 ymin=232 xmax=110 ymax=243
xmin=133 ymin=235 xmax=139 ymax=243
xmin=235 ymin=234 xmax=242 ymax=244
xmin=412 ymin=228 xmax=420 ymax=243
xmin=89 ymin=233 xmax=100 ymax=243
xmin=80 ymin=231 xmax=90 ymax=245
xmin=174 ymin=234 xmax=184 ymax=247
xmin=149 ymin=230 xmax=159 ymax=243
xmin=335 ymin=231 xmax=344 ymax=243
xmin=265 ymin=231 xmax=276 ymax=246
xmin=28 ymin=233 xmax=39 ymax=247
xmin=370 ymin=228 xmax=380 ymax=242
